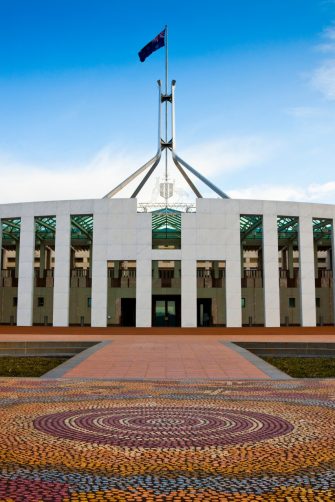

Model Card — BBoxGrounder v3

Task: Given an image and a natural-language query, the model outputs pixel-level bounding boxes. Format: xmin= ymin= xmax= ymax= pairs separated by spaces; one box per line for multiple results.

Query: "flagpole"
xmin=164 ymin=25 xmax=168 ymax=207
xmin=165 ymin=25 xmax=168 ymax=98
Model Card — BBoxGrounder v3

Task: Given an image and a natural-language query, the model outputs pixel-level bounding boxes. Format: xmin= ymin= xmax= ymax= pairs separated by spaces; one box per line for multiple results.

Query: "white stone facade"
xmin=0 ymin=197 xmax=334 ymax=327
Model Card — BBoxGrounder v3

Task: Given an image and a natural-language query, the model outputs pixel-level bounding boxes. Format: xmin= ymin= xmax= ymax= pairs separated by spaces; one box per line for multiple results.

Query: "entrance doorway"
xmin=121 ymin=298 xmax=136 ymax=326
xmin=152 ymin=295 xmax=181 ymax=327
xmin=197 ymin=298 xmax=212 ymax=326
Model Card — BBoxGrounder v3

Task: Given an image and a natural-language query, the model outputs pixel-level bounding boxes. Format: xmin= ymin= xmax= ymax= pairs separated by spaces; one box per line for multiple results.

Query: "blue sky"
xmin=1 ymin=0 xmax=335 ymax=203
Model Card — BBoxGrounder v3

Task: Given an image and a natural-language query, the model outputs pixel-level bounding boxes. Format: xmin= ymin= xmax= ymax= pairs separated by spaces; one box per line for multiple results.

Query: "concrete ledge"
xmin=0 ymin=341 xmax=98 ymax=357
xmin=1 ymin=326 xmax=335 ymax=336
xmin=223 ymin=342 xmax=292 ymax=380
xmin=42 ymin=341 xmax=112 ymax=378
xmin=234 ymin=341 xmax=335 ymax=358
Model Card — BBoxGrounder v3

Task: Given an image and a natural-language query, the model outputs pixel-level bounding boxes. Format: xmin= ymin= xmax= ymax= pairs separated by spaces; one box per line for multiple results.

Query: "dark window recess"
xmin=316 ymin=297 xmax=321 ymax=308
xmin=288 ymin=297 xmax=296 ymax=308
xmin=241 ymin=298 xmax=246 ymax=308
xmin=37 ymin=297 xmax=45 ymax=307
xmin=13 ymin=297 xmax=18 ymax=307
xmin=87 ymin=297 xmax=92 ymax=308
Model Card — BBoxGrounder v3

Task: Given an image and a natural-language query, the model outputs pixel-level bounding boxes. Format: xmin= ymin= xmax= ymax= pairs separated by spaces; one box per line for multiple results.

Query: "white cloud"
xmin=0 ymin=134 xmax=273 ymax=205
xmin=0 ymin=146 xmax=148 ymax=203
xmin=179 ymin=136 xmax=277 ymax=178
xmin=315 ymin=26 xmax=335 ymax=53
xmin=228 ymin=181 xmax=335 ymax=204
xmin=311 ymin=25 xmax=335 ymax=99
xmin=1 ymin=142 xmax=334 ymax=206
xmin=311 ymin=59 xmax=335 ymax=99
xmin=0 ymin=145 xmax=215 ymax=204
xmin=285 ymin=106 xmax=322 ymax=118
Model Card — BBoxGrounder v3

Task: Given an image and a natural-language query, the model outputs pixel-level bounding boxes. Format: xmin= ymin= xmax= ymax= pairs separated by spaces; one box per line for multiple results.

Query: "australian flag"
xmin=138 ymin=29 xmax=166 ymax=62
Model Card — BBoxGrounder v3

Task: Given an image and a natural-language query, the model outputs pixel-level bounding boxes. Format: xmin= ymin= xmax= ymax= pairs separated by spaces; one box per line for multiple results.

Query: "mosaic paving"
xmin=1 ymin=379 xmax=335 ymax=501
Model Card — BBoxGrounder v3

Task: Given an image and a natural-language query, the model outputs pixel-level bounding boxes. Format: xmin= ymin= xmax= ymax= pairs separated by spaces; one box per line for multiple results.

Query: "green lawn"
xmin=0 ymin=357 xmax=69 ymax=377
xmin=263 ymin=356 xmax=335 ymax=378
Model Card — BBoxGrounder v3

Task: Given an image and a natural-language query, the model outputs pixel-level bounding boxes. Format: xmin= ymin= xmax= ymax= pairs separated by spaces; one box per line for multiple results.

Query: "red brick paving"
xmin=1 ymin=326 xmax=335 ymax=379
xmin=63 ymin=335 xmax=269 ymax=379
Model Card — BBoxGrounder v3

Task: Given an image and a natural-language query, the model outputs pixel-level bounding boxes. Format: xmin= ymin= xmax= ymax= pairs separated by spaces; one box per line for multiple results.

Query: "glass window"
xmin=288 ymin=297 xmax=295 ymax=308
xmin=241 ymin=298 xmax=246 ymax=308
xmin=38 ymin=297 xmax=45 ymax=307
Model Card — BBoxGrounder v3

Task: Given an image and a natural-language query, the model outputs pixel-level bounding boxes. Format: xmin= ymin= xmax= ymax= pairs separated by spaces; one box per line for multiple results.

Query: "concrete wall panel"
xmin=0 ymin=198 xmax=334 ymax=327
xmin=263 ymin=214 xmax=280 ymax=326
xmin=17 ymin=216 xmax=35 ymax=326
xmin=299 ymin=216 xmax=316 ymax=326
xmin=53 ymin=213 xmax=71 ymax=326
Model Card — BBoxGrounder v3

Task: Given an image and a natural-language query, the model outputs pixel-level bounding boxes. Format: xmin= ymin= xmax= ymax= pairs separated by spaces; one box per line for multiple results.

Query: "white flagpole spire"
xmin=165 ymin=25 xmax=168 ymax=97
xmin=104 ymin=26 xmax=230 ymax=201
xmin=164 ymin=25 xmax=169 ymax=207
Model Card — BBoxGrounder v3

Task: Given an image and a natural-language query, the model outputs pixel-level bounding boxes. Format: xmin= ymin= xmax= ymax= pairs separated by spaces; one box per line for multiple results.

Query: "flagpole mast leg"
xmin=165 ymin=25 xmax=168 ymax=208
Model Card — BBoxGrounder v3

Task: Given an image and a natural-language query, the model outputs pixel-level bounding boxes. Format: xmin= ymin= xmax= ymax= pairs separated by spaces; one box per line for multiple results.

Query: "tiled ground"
xmin=59 ymin=337 xmax=269 ymax=379
xmin=1 ymin=328 xmax=335 ymax=380
xmin=1 ymin=378 xmax=335 ymax=501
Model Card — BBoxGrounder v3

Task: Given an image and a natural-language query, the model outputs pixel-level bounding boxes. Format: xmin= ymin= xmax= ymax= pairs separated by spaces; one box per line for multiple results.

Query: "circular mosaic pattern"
xmin=33 ymin=406 xmax=294 ymax=447
xmin=3 ymin=380 xmax=335 ymax=501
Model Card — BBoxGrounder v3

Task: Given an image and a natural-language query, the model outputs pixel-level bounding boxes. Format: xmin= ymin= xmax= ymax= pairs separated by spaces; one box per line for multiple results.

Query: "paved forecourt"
xmin=1 ymin=378 xmax=335 ymax=501
xmin=1 ymin=327 xmax=335 ymax=501
xmin=1 ymin=326 xmax=335 ymax=379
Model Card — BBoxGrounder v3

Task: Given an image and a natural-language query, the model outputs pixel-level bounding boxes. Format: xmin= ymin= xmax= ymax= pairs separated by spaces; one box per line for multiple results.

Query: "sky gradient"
xmin=1 ymin=0 xmax=335 ymax=203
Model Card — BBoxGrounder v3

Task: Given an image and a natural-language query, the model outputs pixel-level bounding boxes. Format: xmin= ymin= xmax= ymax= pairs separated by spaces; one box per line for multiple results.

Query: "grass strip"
xmin=262 ymin=356 xmax=335 ymax=378
xmin=0 ymin=356 xmax=69 ymax=377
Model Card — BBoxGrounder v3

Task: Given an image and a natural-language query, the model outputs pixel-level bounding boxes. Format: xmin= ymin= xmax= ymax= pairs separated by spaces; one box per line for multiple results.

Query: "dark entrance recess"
xmin=152 ymin=295 xmax=181 ymax=327
xmin=121 ymin=298 xmax=136 ymax=326
xmin=197 ymin=298 xmax=212 ymax=327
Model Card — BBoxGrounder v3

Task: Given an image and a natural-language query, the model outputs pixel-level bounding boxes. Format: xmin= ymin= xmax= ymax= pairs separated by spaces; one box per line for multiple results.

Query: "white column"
xmin=0 ymin=218 xmax=3 ymax=291
xmin=331 ymin=217 xmax=335 ymax=325
xmin=225 ymin=261 xmax=242 ymax=327
xmin=225 ymin=212 xmax=242 ymax=327
xmin=181 ymin=258 xmax=196 ymax=327
xmin=299 ymin=216 xmax=316 ymax=326
xmin=0 ymin=218 xmax=2 ymax=273
xmin=181 ymin=213 xmax=197 ymax=327
xmin=136 ymin=258 xmax=152 ymax=326
xmin=91 ymin=211 xmax=107 ymax=327
xmin=17 ymin=215 xmax=35 ymax=326
xmin=53 ymin=213 xmax=71 ymax=326
xmin=263 ymin=214 xmax=280 ymax=326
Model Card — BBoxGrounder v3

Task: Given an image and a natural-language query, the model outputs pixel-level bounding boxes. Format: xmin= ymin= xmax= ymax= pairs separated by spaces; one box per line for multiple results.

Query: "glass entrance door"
xmin=155 ymin=300 xmax=166 ymax=326
xmin=152 ymin=296 xmax=181 ymax=326
xmin=197 ymin=298 xmax=212 ymax=326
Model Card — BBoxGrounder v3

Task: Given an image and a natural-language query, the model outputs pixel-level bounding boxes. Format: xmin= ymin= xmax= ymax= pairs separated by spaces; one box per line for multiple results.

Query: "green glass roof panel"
xmin=35 ymin=216 xmax=56 ymax=241
xmin=240 ymin=215 xmax=263 ymax=240
xmin=152 ymin=208 xmax=181 ymax=239
xmin=2 ymin=213 xmax=332 ymax=245
xmin=1 ymin=218 xmax=21 ymax=242
xmin=71 ymin=215 xmax=93 ymax=241
xmin=313 ymin=218 xmax=332 ymax=241
xmin=277 ymin=216 xmax=299 ymax=240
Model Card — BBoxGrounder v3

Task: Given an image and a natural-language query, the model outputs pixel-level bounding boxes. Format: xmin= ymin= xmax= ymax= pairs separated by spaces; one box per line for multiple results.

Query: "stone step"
xmin=235 ymin=341 xmax=335 ymax=357
xmin=0 ymin=341 xmax=97 ymax=357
